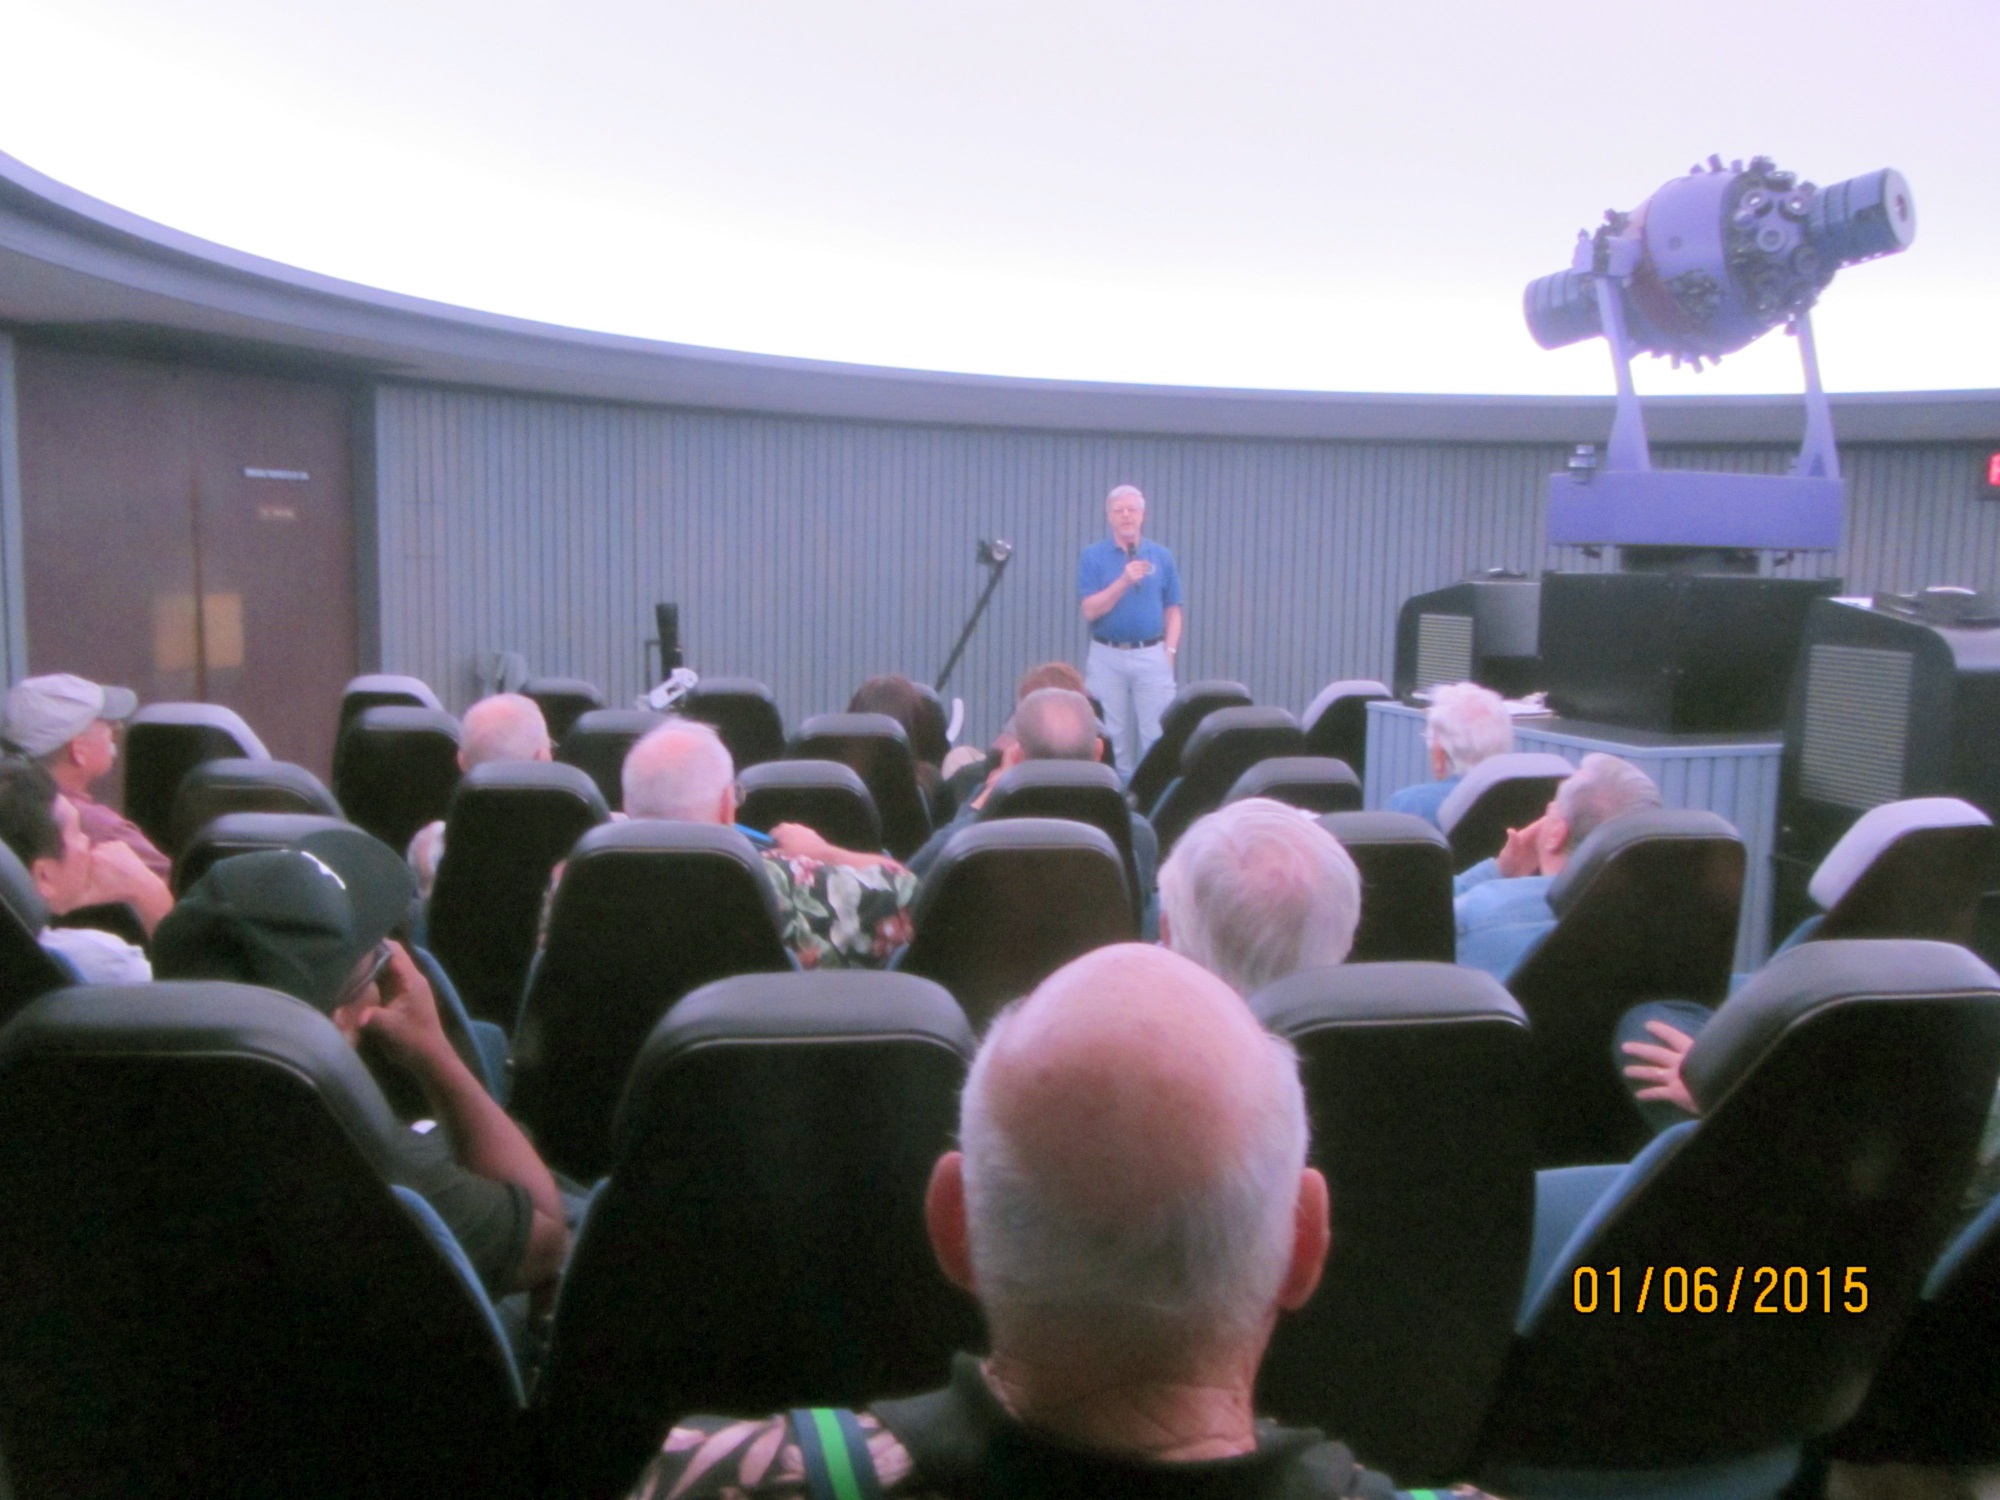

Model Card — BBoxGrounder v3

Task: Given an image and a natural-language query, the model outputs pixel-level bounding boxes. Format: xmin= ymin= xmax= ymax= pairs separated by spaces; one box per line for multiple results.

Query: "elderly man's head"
xmin=1011 ymin=688 xmax=1100 ymax=763
xmin=929 ymin=944 xmax=1326 ymax=1373
xmin=1526 ymin=752 xmax=1662 ymax=877
xmin=1105 ymin=484 xmax=1146 ymax=548
xmin=622 ymin=720 xmax=736 ymax=823
xmin=459 ymin=693 xmax=552 ymax=770
xmin=1157 ymin=798 xmax=1362 ymax=996
xmin=1425 ymin=682 xmax=1513 ymax=779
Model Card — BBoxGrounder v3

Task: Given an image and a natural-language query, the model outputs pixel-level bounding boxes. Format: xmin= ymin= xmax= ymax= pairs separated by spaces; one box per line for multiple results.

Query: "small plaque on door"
xmin=257 ymin=504 xmax=298 ymax=522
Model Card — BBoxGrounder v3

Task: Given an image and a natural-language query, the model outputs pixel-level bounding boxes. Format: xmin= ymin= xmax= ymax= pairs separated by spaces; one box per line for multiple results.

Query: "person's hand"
xmin=1496 ymin=818 xmax=1544 ymax=878
xmin=1122 ymin=558 xmax=1152 ymax=586
xmin=1621 ymin=1020 xmax=1700 ymax=1116
xmin=771 ymin=822 xmax=837 ymax=862
xmin=81 ymin=841 xmax=175 ymax=932
xmin=356 ymin=941 xmax=454 ymax=1076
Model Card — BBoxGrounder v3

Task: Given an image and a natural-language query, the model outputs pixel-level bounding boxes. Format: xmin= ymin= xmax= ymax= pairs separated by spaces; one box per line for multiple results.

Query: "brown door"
xmin=15 ymin=345 xmax=360 ymax=778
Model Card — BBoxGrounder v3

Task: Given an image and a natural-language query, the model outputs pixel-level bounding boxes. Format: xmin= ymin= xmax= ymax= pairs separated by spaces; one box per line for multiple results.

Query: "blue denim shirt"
xmin=1453 ymin=857 xmax=1557 ymax=982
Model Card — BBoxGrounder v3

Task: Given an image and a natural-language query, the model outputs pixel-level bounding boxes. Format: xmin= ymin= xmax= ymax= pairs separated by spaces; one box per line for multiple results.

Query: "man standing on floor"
xmin=1079 ymin=483 xmax=1183 ymax=774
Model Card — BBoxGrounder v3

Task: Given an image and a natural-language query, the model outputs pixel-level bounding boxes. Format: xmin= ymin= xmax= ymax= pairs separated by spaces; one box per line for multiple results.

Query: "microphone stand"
xmin=936 ymin=548 xmax=1012 ymax=693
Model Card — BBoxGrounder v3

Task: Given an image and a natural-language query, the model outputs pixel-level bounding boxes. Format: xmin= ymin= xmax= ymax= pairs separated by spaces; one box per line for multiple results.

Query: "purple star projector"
xmin=1525 ymin=157 xmax=1915 ymax=558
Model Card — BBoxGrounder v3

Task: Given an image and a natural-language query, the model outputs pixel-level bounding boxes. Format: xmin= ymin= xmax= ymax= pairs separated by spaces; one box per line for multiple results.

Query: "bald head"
xmin=1013 ymin=688 xmax=1098 ymax=762
xmin=622 ymin=720 xmax=735 ymax=822
xmin=459 ymin=694 xmax=551 ymax=769
xmin=955 ymin=945 xmax=1316 ymax=1358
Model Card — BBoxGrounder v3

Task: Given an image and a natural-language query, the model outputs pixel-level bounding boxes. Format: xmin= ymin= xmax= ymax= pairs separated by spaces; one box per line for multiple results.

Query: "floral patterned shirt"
xmin=757 ymin=850 xmax=918 ymax=970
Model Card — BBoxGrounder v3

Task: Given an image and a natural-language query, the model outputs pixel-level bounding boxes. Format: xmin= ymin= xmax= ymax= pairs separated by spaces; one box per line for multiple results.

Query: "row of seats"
xmin=1 ymin=944 xmax=1995 ymax=1497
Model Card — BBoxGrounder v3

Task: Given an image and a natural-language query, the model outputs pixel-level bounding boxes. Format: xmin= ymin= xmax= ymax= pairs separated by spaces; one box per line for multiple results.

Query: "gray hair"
xmin=959 ymin=1001 xmax=1308 ymax=1348
xmin=1424 ymin=682 xmax=1513 ymax=775
xmin=1555 ymin=752 xmax=1661 ymax=849
xmin=1013 ymin=688 xmax=1098 ymax=761
xmin=1158 ymin=798 xmax=1362 ymax=995
xmin=623 ymin=719 xmax=735 ymax=822
xmin=1105 ymin=483 xmax=1146 ymax=510
xmin=460 ymin=693 xmax=551 ymax=767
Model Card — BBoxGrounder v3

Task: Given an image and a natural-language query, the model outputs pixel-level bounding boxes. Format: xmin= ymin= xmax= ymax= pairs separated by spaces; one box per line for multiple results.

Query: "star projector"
xmin=1525 ymin=157 xmax=1915 ymax=559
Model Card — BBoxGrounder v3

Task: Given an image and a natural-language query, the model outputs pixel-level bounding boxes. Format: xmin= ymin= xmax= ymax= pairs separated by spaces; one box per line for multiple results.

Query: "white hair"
xmin=959 ymin=1002 xmax=1308 ymax=1348
xmin=460 ymin=693 xmax=551 ymax=767
xmin=1158 ymin=798 xmax=1362 ymax=995
xmin=1555 ymin=752 xmax=1661 ymax=849
xmin=1013 ymin=688 xmax=1097 ymax=761
xmin=1105 ymin=483 xmax=1146 ymax=510
xmin=1424 ymin=682 xmax=1514 ymax=775
xmin=622 ymin=719 xmax=735 ymax=822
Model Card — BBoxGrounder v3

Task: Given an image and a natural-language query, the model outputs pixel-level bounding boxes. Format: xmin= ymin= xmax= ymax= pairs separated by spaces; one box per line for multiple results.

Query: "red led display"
xmin=1989 ymin=452 xmax=2000 ymax=488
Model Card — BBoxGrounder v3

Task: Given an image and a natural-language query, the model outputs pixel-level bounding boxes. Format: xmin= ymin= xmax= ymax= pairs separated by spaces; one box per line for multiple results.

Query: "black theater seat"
xmin=426 ymin=761 xmax=608 ymax=1030
xmin=536 ymin=971 xmax=979 ymax=1500
xmin=0 ymin=982 xmax=531 ymax=1499
xmin=1127 ymin=679 xmax=1253 ymax=815
xmin=979 ymin=759 xmax=1149 ymax=919
xmin=1225 ymin=755 xmax=1362 ymax=815
xmin=1804 ymin=796 xmax=1998 ymax=945
xmin=898 ymin=819 xmax=1135 ymax=1027
xmin=791 ymin=712 xmax=932 ymax=860
xmin=338 ymin=672 xmax=443 ymax=731
xmin=169 ymin=757 xmax=342 ymax=856
xmin=1149 ymin=705 xmax=1306 ymax=854
xmin=510 ymin=821 xmax=794 ymax=1180
xmin=1319 ymin=810 xmax=1455 ymax=963
xmin=556 ymin=707 xmax=662 ymax=811
xmin=522 ymin=676 xmax=607 ymax=743
xmin=1474 ymin=941 xmax=2000 ymax=1490
xmin=1300 ymin=678 xmax=1391 ymax=780
xmin=735 ymin=759 xmax=883 ymax=852
xmin=124 ymin=702 xmax=270 ymax=851
xmin=0 ymin=842 xmax=72 ymax=1026
xmin=683 ymin=676 xmax=787 ymax=768
xmin=1437 ymin=751 xmax=1576 ymax=873
xmin=1253 ymin=963 xmax=1533 ymax=1484
xmin=1507 ymin=808 xmax=1744 ymax=1167
xmin=332 ymin=705 xmax=462 ymax=854
xmin=173 ymin=811 xmax=352 ymax=896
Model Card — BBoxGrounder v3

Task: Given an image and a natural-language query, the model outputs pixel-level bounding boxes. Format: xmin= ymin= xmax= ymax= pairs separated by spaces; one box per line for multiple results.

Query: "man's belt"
xmin=1095 ymin=636 xmax=1164 ymax=650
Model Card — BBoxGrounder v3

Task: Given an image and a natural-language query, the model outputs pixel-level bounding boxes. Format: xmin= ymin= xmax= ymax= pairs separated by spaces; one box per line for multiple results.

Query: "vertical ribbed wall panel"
xmin=373 ymin=386 xmax=1999 ymax=743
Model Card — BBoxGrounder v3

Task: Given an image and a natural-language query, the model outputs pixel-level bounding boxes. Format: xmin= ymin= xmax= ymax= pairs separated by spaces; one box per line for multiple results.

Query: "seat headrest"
xmin=522 ymin=676 xmax=605 ymax=703
xmin=564 ymin=708 xmax=664 ymax=740
xmin=1436 ymin=752 xmax=1576 ymax=833
xmin=1226 ymin=756 xmax=1359 ymax=804
xmin=934 ymin=817 xmax=1122 ymax=865
xmin=191 ymin=811 xmax=353 ymax=848
xmin=986 ymin=760 xmax=1123 ymax=799
xmin=570 ymin=818 xmax=767 ymax=865
xmin=615 ymin=970 xmax=975 ymax=1147
xmin=1251 ymin=960 xmax=1526 ymax=1034
xmin=1318 ymin=810 xmax=1452 ymax=852
xmin=795 ymin=712 xmax=911 ymax=748
xmin=1301 ymin=679 xmax=1391 ymax=730
xmin=739 ymin=759 xmax=873 ymax=796
xmin=1682 ymin=939 xmax=2000 ymax=1113
xmin=0 ymin=981 xmax=405 ymax=1175
xmin=1809 ymin=798 xmax=1994 ymax=911
xmin=1545 ymin=807 xmax=1741 ymax=916
xmin=350 ymin=706 xmax=461 ymax=742
xmin=687 ymin=677 xmax=778 ymax=704
xmin=1181 ymin=705 xmax=1303 ymax=766
xmin=454 ymin=758 xmax=608 ymax=812
xmin=130 ymin=701 xmax=270 ymax=759
xmin=0 ymin=839 xmax=49 ymax=935
xmin=342 ymin=673 xmax=443 ymax=712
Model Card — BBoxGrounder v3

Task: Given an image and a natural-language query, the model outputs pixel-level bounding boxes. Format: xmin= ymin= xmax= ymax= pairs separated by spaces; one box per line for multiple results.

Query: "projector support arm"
xmin=1792 ymin=311 xmax=1841 ymax=481
xmin=1592 ymin=259 xmax=1652 ymax=473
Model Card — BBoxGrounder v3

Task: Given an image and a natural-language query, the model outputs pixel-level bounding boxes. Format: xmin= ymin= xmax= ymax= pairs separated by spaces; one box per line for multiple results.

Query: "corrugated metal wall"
xmin=372 ymin=384 xmax=1999 ymax=743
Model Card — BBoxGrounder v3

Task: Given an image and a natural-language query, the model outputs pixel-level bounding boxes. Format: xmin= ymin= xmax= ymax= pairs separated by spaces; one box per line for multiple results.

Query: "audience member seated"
xmin=1386 ymin=681 xmax=1513 ymax=830
xmin=624 ymin=720 xmax=917 ymax=969
xmin=909 ymin=688 xmax=1156 ymax=886
xmin=624 ymin=943 xmax=1489 ymax=1500
xmin=848 ymin=674 xmax=953 ymax=818
xmin=3 ymin=672 xmax=168 ymax=877
xmin=0 ymin=757 xmax=171 ymax=982
xmin=1453 ymin=752 xmax=1661 ymax=983
xmin=1159 ymin=797 xmax=1362 ymax=995
xmin=150 ymin=824 xmax=567 ymax=1299
xmin=407 ymin=693 xmax=554 ymax=896
xmin=942 ymin=662 xmax=1093 ymax=800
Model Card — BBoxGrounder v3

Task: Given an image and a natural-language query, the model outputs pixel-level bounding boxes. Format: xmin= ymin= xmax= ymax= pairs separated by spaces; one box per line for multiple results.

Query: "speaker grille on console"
xmin=1413 ymin=614 xmax=1474 ymax=694
xmin=1800 ymin=644 xmax=1912 ymax=811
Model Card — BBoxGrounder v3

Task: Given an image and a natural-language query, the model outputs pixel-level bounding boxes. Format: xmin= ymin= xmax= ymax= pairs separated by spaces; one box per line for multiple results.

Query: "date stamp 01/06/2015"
xmin=1570 ymin=1265 xmax=1870 ymax=1315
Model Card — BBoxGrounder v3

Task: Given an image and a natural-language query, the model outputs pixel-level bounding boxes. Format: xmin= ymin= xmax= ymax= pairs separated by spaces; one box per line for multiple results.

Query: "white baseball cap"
xmin=3 ymin=674 xmax=140 ymax=758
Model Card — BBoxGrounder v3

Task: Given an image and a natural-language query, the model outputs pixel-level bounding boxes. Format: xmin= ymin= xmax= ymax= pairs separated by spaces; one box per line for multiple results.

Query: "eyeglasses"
xmin=336 ymin=941 xmax=393 ymax=1009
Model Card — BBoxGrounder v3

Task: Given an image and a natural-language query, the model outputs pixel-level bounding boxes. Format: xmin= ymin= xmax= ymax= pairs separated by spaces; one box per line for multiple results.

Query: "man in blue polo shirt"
xmin=1078 ymin=483 xmax=1183 ymax=772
